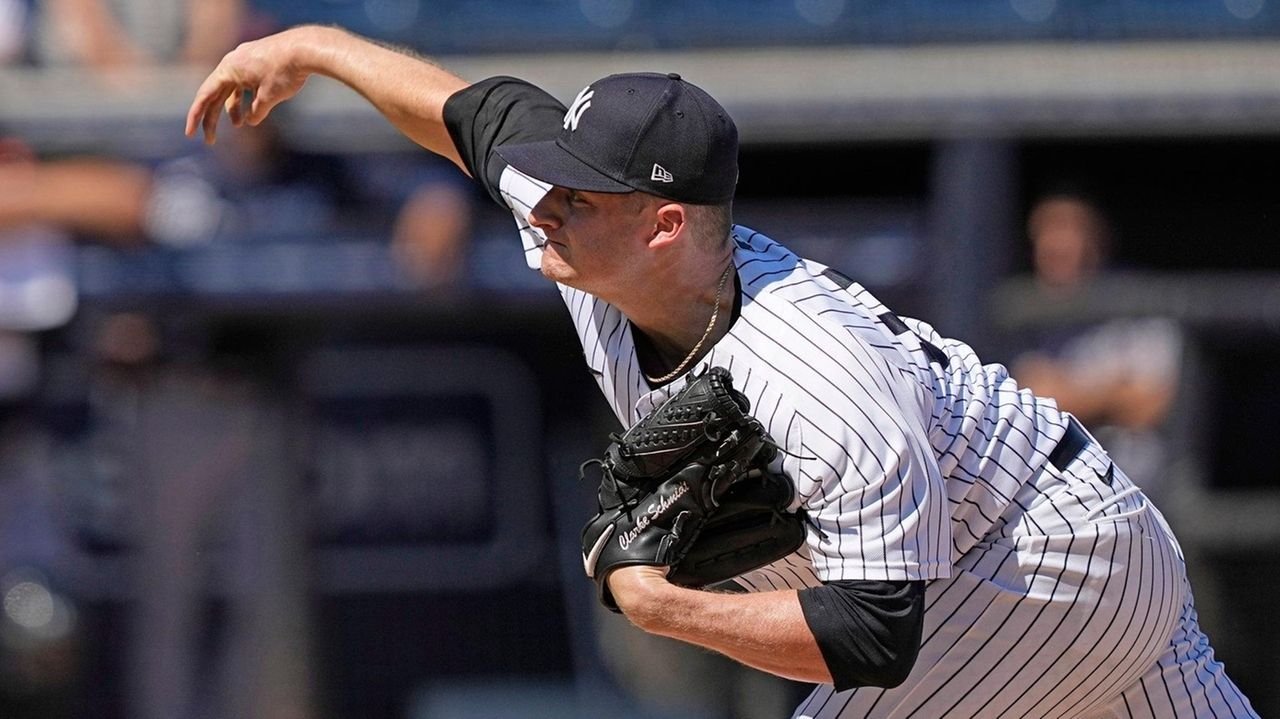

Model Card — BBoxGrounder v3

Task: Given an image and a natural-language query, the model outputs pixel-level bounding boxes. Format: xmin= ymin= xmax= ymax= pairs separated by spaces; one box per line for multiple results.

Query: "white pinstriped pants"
xmin=793 ymin=448 xmax=1257 ymax=719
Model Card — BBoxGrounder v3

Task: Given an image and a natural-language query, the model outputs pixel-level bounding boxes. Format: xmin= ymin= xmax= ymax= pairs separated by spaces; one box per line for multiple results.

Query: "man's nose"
xmin=528 ymin=190 xmax=563 ymax=232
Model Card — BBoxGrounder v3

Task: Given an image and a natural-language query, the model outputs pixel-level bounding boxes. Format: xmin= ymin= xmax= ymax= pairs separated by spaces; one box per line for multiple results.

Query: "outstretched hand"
xmin=185 ymin=26 xmax=328 ymax=144
xmin=185 ymin=24 xmax=468 ymax=168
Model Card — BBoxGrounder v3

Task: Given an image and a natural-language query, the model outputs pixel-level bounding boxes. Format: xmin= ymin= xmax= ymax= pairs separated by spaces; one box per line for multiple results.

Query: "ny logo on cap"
xmin=563 ymin=87 xmax=594 ymax=131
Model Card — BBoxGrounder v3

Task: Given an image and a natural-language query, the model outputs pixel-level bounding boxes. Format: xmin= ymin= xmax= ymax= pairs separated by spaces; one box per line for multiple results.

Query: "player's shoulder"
xmin=731 ymin=225 xmax=800 ymax=286
xmin=732 ymin=225 xmax=884 ymax=337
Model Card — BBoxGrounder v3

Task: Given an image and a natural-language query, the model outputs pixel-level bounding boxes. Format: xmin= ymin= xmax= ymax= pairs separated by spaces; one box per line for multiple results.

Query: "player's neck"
xmin=622 ymin=254 xmax=736 ymax=378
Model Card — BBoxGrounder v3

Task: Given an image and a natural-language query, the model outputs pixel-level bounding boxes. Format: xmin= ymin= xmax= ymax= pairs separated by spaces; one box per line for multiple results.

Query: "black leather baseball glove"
xmin=580 ymin=367 xmax=808 ymax=611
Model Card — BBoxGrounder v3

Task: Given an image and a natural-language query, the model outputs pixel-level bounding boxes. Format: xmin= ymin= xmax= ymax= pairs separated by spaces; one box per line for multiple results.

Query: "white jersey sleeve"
xmin=497 ymin=165 xmax=554 ymax=270
xmin=790 ymin=399 xmax=951 ymax=583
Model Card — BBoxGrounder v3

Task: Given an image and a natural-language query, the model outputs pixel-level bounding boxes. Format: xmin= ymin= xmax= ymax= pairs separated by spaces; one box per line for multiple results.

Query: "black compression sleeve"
xmin=797 ymin=579 xmax=926 ymax=691
xmin=441 ymin=76 xmax=567 ymax=205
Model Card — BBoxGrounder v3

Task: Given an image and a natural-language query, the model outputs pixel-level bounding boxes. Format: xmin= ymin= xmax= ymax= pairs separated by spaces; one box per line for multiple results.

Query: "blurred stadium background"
xmin=1 ymin=1 xmax=1278 ymax=718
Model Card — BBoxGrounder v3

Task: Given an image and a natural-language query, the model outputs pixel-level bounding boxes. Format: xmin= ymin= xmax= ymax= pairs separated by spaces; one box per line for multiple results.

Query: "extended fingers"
xmin=224 ymin=89 xmax=244 ymax=127
xmin=185 ymin=68 xmax=228 ymax=137
xmin=186 ymin=81 xmax=232 ymax=143
xmin=246 ymin=89 xmax=275 ymax=126
xmin=187 ymin=80 xmax=274 ymax=142
xmin=184 ymin=92 xmax=209 ymax=139
xmin=201 ymin=91 xmax=225 ymax=144
xmin=186 ymin=34 xmax=303 ymax=141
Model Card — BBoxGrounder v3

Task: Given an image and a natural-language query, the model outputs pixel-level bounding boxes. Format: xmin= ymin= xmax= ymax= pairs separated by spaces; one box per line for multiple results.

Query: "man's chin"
xmin=539 ymin=254 xmax=575 ymax=285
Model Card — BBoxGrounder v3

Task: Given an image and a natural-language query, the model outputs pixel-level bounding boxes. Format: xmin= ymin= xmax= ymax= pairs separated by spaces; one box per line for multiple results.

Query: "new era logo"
xmin=563 ymin=87 xmax=593 ymax=131
xmin=651 ymin=164 xmax=673 ymax=183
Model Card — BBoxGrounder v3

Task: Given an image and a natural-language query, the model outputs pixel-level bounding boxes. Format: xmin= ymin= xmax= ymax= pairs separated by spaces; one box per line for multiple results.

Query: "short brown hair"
xmin=685 ymin=200 xmax=734 ymax=250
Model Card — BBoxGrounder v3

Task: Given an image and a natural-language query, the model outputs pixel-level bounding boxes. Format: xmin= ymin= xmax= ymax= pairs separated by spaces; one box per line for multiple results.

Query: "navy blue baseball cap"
xmin=496 ymin=72 xmax=739 ymax=204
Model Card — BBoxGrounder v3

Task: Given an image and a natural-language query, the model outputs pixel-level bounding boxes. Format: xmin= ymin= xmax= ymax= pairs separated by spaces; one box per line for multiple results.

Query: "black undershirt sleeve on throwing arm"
xmin=797 ymin=579 xmax=926 ymax=691
xmin=441 ymin=76 xmax=567 ymax=205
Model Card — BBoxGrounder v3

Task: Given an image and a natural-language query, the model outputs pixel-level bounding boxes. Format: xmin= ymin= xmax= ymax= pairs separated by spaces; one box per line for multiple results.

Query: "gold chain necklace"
xmin=645 ymin=262 xmax=734 ymax=385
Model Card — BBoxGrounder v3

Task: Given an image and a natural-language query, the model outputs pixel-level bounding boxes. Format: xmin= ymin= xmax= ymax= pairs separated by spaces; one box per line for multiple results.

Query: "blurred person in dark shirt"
xmin=1011 ymin=192 xmax=1183 ymax=499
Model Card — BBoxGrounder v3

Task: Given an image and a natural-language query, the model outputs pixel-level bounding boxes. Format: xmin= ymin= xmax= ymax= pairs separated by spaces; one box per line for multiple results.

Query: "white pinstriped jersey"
xmin=499 ymin=165 xmax=1071 ymax=587
xmin=497 ymin=163 xmax=1257 ymax=718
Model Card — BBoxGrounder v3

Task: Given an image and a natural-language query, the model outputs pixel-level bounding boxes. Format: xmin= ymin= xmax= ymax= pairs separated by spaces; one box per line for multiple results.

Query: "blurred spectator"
xmin=346 ymin=151 xmax=474 ymax=287
xmin=0 ymin=125 xmax=475 ymax=285
xmin=0 ymin=133 xmax=150 ymax=248
xmin=1011 ymin=193 xmax=1183 ymax=498
xmin=31 ymin=0 xmax=244 ymax=68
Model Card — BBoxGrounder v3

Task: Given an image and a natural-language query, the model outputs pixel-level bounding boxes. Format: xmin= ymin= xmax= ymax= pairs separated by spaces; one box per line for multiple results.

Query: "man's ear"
xmin=649 ymin=202 xmax=688 ymax=249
